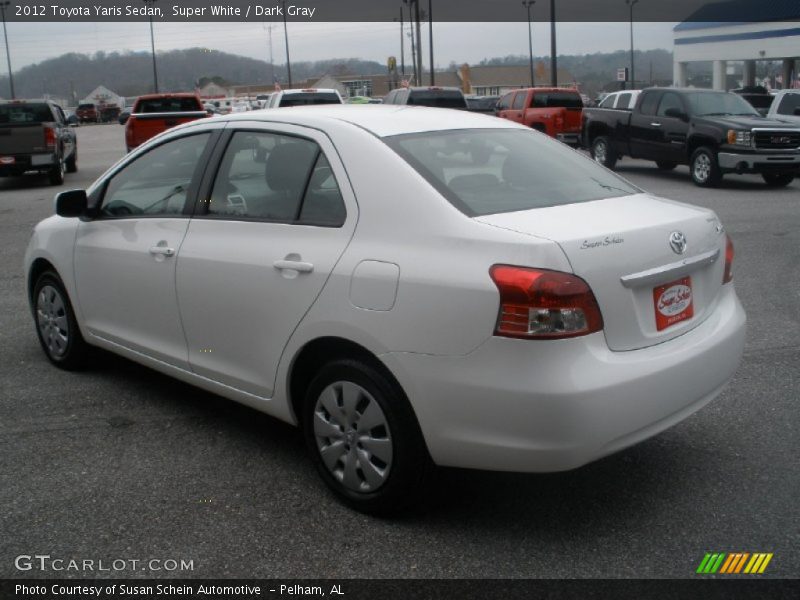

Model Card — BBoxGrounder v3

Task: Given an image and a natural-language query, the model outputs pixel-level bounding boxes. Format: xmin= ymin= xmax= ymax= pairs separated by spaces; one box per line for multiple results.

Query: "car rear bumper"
xmin=0 ymin=153 xmax=57 ymax=175
xmin=556 ymin=132 xmax=581 ymax=146
xmin=718 ymin=151 xmax=800 ymax=173
xmin=381 ymin=284 xmax=746 ymax=473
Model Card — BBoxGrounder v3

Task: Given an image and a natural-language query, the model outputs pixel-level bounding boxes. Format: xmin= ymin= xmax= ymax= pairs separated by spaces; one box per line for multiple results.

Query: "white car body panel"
xmin=24 ymin=106 xmax=747 ymax=473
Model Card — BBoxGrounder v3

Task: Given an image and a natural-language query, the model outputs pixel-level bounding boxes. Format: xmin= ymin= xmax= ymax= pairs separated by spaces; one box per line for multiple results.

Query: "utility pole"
xmin=414 ymin=0 xmax=423 ymax=85
xmin=282 ymin=0 xmax=292 ymax=87
xmin=626 ymin=0 xmax=639 ymax=90
xmin=0 ymin=2 xmax=13 ymax=99
xmin=143 ymin=0 xmax=159 ymax=93
xmin=549 ymin=0 xmax=557 ymax=86
xmin=523 ymin=1 xmax=536 ymax=87
xmin=399 ymin=6 xmax=405 ymax=78
xmin=428 ymin=0 xmax=434 ymax=85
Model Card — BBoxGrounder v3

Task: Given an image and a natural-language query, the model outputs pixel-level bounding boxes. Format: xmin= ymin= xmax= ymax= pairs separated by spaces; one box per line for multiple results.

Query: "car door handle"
xmin=650 ymin=122 xmax=662 ymax=127
xmin=149 ymin=246 xmax=175 ymax=257
xmin=274 ymin=260 xmax=314 ymax=273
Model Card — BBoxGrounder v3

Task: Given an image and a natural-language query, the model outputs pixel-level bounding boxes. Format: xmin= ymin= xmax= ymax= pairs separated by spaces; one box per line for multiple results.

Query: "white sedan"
xmin=25 ymin=106 xmax=746 ymax=513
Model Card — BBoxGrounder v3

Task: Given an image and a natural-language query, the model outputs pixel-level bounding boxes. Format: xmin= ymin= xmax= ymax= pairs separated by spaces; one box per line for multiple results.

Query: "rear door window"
xmin=511 ymin=92 xmax=526 ymax=110
xmin=776 ymin=93 xmax=800 ymax=115
xmin=616 ymin=93 xmax=632 ymax=109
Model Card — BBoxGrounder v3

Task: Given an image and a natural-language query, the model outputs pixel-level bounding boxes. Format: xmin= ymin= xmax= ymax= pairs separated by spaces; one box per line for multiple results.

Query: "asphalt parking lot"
xmin=1 ymin=123 xmax=798 ymax=579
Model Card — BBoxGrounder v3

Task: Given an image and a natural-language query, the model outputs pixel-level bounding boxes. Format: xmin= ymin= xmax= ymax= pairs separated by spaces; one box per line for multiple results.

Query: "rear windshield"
xmin=135 ymin=97 xmax=202 ymax=113
xmin=279 ymin=93 xmax=341 ymax=107
xmin=0 ymin=103 xmax=54 ymax=124
xmin=407 ymin=91 xmax=467 ymax=109
xmin=385 ymin=129 xmax=639 ymax=217
xmin=532 ymin=92 xmax=583 ymax=108
xmin=77 ymin=103 xmax=95 ymax=110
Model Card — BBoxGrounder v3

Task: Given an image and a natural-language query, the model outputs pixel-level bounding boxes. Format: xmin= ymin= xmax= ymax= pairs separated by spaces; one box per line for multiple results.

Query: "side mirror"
xmin=664 ymin=107 xmax=688 ymax=121
xmin=55 ymin=189 xmax=87 ymax=218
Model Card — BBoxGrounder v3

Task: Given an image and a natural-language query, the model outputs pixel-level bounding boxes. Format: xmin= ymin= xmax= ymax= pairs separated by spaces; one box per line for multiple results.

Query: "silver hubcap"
xmin=694 ymin=153 xmax=711 ymax=182
xmin=594 ymin=140 xmax=607 ymax=164
xmin=313 ymin=381 xmax=393 ymax=493
xmin=36 ymin=285 xmax=69 ymax=357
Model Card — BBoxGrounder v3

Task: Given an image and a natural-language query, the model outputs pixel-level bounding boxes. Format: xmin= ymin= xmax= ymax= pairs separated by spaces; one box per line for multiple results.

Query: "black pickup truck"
xmin=582 ymin=87 xmax=800 ymax=187
xmin=0 ymin=100 xmax=77 ymax=185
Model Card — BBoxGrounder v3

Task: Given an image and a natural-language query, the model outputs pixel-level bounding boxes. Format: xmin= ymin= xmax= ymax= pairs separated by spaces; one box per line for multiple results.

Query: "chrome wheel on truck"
xmin=591 ymin=136 xmax=617 ymax=169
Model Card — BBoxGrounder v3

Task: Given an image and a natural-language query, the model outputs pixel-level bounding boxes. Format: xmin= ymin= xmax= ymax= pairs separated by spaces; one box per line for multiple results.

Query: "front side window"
xmin=385 ymin=129 xmax=639 ymax=217
xmin=207 ymin=131 xmax=345 ymax=226
xmin=100 ymin=133 xmax=210 ymax=217
xmin=616 ymin=93 xmax=632 ymax=109
xmin=599 ymin=94 xmax=615 ymax=108
xmin=638 ymin=92 xmax=661 ymax=116
xmin=657 ymin=92 xmax=684 ymax=117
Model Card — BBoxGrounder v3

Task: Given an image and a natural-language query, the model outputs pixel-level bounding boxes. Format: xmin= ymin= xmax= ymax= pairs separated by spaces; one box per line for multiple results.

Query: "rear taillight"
xmin=489 ymin=265 xmax=604 ymax=339
xmin=723 ymin=235 xmax=734 ymax=284
xmin=44 ymin=126 xmax=57 ymax=150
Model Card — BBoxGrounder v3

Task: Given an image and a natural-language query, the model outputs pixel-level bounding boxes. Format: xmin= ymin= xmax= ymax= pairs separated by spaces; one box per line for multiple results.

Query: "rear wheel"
xmin=690 ymin=147 xmax=722 ymax=187
xmin=32 ymin=271 xmax=89 ymax=370
xmin=48 ymin=153 xmax=65 ymax=185
xmin=303 ymin=358 xmax=432 ymax=514
xmin=66 ymin=148 xmax=77 ymax=173
xmin=762 ymin=172 xmax=794 ymax=187
xmin=656 ymin=161 xmax=677 ymax=171
xmin=591 ymin=136 xmax=617 ymax=169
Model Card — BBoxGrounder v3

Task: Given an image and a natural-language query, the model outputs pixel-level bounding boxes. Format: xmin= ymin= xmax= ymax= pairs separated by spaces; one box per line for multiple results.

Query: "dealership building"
xmin=673 ymin=1 xmax=800 ymax=90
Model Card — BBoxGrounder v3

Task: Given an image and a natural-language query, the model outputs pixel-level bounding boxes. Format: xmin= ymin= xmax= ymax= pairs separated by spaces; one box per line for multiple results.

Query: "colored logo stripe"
xmin=698 ymin=552 xmax=773 ymax=574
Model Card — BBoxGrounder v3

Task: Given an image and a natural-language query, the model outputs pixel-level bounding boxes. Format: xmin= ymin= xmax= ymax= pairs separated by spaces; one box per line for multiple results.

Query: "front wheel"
xmin=690 ymin=147 xmax=722 ymax=187
xmin=762 ymin=172 xmax=794 ymax=187
xmin=591 ymin=136 xmax=617 ymax=169
xmin=32 ymin=271 xmax=89 ymax=370
xmin=303 ymin=358 xmax=432 ymax=514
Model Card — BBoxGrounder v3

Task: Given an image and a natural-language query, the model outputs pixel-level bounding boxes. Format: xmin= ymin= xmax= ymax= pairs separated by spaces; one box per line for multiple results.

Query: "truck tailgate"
xmin=0 ymin=124 xmax=47 ymax=155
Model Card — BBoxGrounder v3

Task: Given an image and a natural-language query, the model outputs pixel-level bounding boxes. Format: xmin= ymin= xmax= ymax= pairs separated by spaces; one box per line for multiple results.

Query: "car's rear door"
xmin=73 ymin=127 xmax=221 ymax=368
xmin=175 ymin=123 xmax=357 ymax=398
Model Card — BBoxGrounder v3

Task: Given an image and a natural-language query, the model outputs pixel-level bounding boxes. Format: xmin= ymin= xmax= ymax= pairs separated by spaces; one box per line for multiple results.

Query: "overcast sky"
xmin=2 ymin=22 xmax=675 ymax=70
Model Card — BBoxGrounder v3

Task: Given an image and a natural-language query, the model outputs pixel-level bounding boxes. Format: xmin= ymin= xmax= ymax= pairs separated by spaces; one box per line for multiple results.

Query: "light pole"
xmin=413 ymin=0 xmax=423 ymax=85
xmin=428 ymin=0 xmax=434 ymax=85
xmin=402 ymin=1 xmax=418 ymax=84
xmin=398 ymin=7 xmax=405 ymax=78
xmin=143 ymin=0 xmax=159 ymax=93
xmin=626 ymin=0 xmax=639 ymax=90
xmin=282 ymin=0 xmax=292 ymax=87
xmin=0 ymin=1 xmax=15 ymax=99
xmin=549 ymin=0 xmax=557 ymax=86
xmin=523 ymin=0 xmax=535 ymax=87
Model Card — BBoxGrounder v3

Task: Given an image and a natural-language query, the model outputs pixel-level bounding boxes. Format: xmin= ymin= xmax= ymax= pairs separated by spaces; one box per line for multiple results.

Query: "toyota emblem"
xmin=669 ymin=231 xmax=687 ymax=255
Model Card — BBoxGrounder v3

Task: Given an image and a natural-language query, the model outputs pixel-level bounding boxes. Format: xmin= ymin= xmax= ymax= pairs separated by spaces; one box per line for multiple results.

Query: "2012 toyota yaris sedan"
xmin=25 ymin=105 xmax=746 ymax=513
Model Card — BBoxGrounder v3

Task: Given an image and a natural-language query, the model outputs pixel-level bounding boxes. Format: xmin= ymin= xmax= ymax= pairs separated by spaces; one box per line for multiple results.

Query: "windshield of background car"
xmin=279 ymin=93 xmax=341 ymax=107
xmin=135 ymin=98 xmax=203 ymax=113
xmin=386 ymin=129 xmax=640 ymax=217
xmin=685 ymin=92 xmax=760 ymax=117
xmin=0 ymin=103 xmax=53 ymax=124
xmin=407 ymin=91 xmax=467 ymax=109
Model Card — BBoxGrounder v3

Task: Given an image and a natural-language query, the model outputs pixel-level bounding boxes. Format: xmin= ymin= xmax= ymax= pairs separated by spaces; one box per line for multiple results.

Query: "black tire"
xmin=762 ymin=172 xmax=794 ymax=187
xmin=302 ymin=358 xmax=433 ymax=514
xmin=656 ymin=161 xmax=677 ymax=171
xmin=48 ymin=155 xmax=65 ymax=185
xmin=689 ymin=146 xmax=722 ymax=187
xmin=66 ymin=148 xmax=77 ymax=173
xmin=32 ymin=271 xmax=89 ymax=370
xmin=591 ymin=135 xmax=617 ymax=169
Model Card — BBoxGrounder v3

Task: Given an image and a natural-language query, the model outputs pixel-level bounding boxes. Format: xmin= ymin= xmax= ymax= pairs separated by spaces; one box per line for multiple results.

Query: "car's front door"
xmin=652 ymin=92 xmax=690 ymax=163
xmin=73 ymin=131 xmax=217 ymax=368
xmin=175 ymin=124 xmax=356 ymax=398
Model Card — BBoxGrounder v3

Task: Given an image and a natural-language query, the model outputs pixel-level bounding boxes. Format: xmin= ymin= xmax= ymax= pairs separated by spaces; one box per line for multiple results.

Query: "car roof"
xmin=219 ymin=104 xmax=520 ymax=138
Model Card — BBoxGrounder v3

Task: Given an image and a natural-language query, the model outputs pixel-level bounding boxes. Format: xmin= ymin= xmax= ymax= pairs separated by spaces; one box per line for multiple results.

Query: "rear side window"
xmin=385 ymin=129 xmax=639 ymax=217
xmin=0 ymin=103 xmax=54 ymax=124
xmin=616 ymin=93 xmax=632 ymax=109
xmin=512 ymin=93 xmax=526 ymax=110
xmin=777 ymin=93 xmax=800 ymax=115
xmin=638 ymin=92 xmax=660 ymax=116
xmin=278 ymin=93 xmax=341 ymax=107
xmin=206 ymin=131 xmax=345 ymax=226
xmin=407 ymin=91 xmax=467 ymax=109
xmin=135 ymin=97 xmax=202 ymax=113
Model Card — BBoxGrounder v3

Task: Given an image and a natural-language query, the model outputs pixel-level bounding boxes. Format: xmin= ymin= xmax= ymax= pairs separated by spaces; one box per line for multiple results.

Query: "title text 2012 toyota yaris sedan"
xmin=25 ymin=106 xmax=746 ymax=512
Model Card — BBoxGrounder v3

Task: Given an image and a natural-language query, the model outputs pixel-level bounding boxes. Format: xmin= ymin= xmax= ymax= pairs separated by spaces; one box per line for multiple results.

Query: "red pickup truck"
xmin=125 ymin=93 xmax=208 ymax=152
xmin=496 ymin=87 xmax=584 ymax=146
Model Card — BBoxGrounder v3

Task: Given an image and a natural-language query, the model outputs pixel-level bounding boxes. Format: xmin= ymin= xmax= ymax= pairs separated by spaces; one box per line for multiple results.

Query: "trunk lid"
xmin=476 ymin=194 xmax=727 ymax=351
